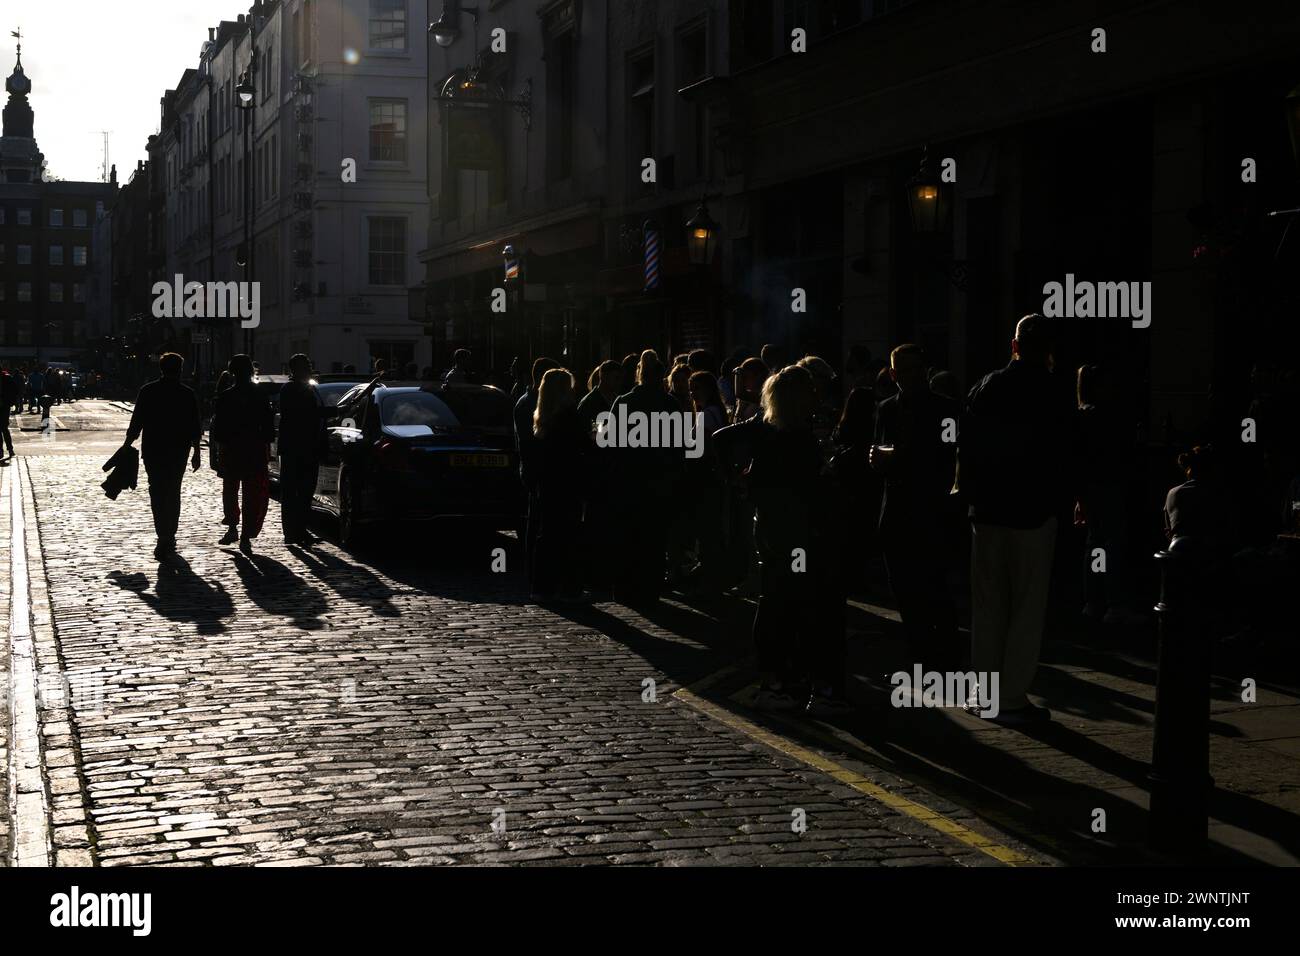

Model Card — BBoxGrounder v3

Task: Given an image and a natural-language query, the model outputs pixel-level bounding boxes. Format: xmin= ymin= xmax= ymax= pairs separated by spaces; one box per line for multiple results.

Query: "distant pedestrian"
xmin=667 ymin=362 xmax=692 ymax=413
xmin=531 ymin=368 xmax=589 ymax=602
xmin=0 ymin=367 xmax=17 ymax=460
xmin=871 ymin=345 xmax=961 ymax=670
xmin=28 ymin=367 xmax=44 ymax=413
xmin=960 ymin=315 xmax=1076 ymax=724
xmin=609 ymin=350 xmax=683 ymax=605
xmin=211 ymin=355 xmax=274 ymax=553
xmin=760 ymin=344 xmax=787 ymax=374
xmin=278 ymin=354 xmax=327 ymax=546
xmin=731 ymin=357 xmax=769 ymax=424
xmin=444 ymin=349 xmax=474 ymax=384
xmin=515 ymin=357 xmax=560 ymax=591
xmin=122 ymin=353 xmax=202 ymax=560
xmin=577 ymin=360 xmax=623 ymax=430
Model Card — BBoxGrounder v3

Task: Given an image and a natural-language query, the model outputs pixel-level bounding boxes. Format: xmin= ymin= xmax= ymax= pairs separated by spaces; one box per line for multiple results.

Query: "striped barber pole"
xmin=643 ymin=221 xmax=660 ymax=291
xmin=503 ymin=244 xmax=520 ymax=282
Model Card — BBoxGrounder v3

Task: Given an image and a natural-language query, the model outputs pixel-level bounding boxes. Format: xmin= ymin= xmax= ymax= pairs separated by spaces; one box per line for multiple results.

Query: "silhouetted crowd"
xmin=511 ymin=314 xmax=1300 ymax=721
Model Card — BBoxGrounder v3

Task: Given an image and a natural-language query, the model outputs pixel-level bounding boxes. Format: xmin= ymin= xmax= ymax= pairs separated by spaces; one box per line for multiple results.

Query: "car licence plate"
xmin=449 ymin=453 xmax=509 ymax=468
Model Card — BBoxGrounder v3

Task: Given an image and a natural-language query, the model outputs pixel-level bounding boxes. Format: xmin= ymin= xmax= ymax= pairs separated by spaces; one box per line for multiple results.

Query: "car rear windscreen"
xmin=380 ymin=392 xmax=460 ymax=429
xmin=378 ymin=390 xmax=514 ymax=431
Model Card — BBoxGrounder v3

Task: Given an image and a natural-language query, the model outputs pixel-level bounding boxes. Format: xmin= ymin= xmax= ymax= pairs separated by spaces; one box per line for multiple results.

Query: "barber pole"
xmin=503 ymin=244 xmax=520 ymax=283
xmin=643 ymin=221 xmax=660 ymax=291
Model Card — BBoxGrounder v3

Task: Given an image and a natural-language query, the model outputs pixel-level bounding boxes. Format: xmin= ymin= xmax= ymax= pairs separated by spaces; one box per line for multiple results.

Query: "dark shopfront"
xmin=595 ymin=239 xmax=722 ymax=371
xmin=418 ymin=209 xmax=607 ymax=384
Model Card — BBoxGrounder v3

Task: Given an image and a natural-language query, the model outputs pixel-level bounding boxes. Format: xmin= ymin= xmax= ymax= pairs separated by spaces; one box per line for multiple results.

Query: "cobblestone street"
xmin=2 ymin=401 xmax=1035 ymax=867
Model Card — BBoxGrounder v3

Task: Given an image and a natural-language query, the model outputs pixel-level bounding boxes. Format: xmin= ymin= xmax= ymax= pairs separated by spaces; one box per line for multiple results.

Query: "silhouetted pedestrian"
xmin=278 ymin=354 xmax=327 ymax=546
xmin=211 ymin=355 xmax=274 ymax=554
xmin=122 ymin=353 xmax=202 ymax=560
xmin=960 ymin=315 xmax=1076 ymax=724
xmin=531 ymin=368 xmax=589 ymax=601
xmin=515 ymin=357 xmax=560 ymax=591
xmin=609 ymin=350 xmax=681 ymax=604
xmin=871 ymin=344 xmax=961 ymax=670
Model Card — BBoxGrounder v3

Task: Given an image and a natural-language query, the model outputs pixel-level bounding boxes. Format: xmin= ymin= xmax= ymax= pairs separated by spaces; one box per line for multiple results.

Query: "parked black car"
xmin=267 ymin=378 xmax=366 ymax=483
xmin=315 ymin=382 xmax=523 ymax=547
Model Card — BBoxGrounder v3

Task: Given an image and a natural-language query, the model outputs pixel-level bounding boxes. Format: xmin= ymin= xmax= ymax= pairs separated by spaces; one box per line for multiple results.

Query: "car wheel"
xmin=338 ymin=470 xmax=368 ymax=550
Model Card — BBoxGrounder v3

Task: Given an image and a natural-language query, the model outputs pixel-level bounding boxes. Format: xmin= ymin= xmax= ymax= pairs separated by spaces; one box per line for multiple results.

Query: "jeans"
xmin=279 ymin=456 xmax=319 ymax=541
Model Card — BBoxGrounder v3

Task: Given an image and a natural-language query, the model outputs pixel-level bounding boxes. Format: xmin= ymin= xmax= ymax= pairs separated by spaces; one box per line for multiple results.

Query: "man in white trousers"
xmin=959 ymin=314 xmax=1077 ymax=725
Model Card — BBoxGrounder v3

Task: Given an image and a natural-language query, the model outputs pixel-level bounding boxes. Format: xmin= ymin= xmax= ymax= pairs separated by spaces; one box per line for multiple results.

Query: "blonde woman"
xmin=530 ymin=368 xmax=588 ymax=602
xmin=714 ymin=364 xmax=850 ymax=716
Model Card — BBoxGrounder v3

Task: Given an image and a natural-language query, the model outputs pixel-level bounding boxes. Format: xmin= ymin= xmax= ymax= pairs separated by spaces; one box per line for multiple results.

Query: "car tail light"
xmin=375 ymin=438 xmax=411 ymax=471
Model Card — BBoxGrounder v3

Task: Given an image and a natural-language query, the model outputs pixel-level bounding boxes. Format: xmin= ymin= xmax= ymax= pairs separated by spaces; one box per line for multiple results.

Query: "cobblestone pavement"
xmin=0 ymin=402 xmax=1037 ymax=867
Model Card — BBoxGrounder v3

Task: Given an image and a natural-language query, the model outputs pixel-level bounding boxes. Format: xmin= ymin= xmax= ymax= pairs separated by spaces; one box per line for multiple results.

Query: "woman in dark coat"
xmin=532 ymin=368 xmax=590 ymax=601
xmin=715 ymin=364 xmax=850 ymax=716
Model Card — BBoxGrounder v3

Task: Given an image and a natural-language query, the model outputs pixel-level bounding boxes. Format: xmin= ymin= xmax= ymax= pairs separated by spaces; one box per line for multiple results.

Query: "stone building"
xmin=0 ymin=39 xmax=116 ymax=367
xmin=120 ymin=0 xmax=432 ymax=379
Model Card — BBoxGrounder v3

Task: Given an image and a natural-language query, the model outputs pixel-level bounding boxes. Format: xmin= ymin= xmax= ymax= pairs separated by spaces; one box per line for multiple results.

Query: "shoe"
xmin=805 ymin=688 xmax=855 ymax=718
xmin=987 ymin=702 xmax=1052 ymax=726
xmin=1103 ymin=606 xmax=1147 ymax=627
xmin=239 ymin=537 xmax=253 ymax=556
xmin=753 ymin=685 xmax=799 ymax=712
xmin=219 ymin=527 xmax=240 ymax=545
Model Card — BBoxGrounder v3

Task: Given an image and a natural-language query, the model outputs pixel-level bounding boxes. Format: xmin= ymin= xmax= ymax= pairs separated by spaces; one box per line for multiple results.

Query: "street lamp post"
xmin=906 ymin=146 xmax=949 ymax=234
xmin=429 ymin=0 xmax=478 ymax=49
xmin=236 ymin=55 xmax=257 ymax=359
xmin=685 ymin=197 xmax=721 ymax=267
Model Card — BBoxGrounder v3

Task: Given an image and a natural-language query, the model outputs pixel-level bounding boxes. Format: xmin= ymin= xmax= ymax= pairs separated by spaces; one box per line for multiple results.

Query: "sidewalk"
xmin=684 ymin=590 xmax=1300 ymax=866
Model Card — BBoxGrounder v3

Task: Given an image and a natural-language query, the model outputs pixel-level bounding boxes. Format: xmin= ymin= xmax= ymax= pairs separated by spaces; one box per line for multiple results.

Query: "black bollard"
xmin=1147 ymin=546 xmax=1213 ymax=852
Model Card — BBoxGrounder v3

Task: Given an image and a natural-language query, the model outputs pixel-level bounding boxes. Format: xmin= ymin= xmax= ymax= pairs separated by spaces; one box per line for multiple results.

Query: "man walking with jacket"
xmin=123 ymin=353 xmax=203 ymax=560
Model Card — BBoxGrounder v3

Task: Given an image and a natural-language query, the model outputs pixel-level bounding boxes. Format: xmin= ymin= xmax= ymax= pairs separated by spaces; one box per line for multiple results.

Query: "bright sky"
xmin=5 ymin=1 xmax=238 ymax=183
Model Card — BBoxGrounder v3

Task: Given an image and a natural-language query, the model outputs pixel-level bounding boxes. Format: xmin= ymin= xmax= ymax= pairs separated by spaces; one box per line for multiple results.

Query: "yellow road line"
xmin=674 ymin=686 xmax=1038 ymax=866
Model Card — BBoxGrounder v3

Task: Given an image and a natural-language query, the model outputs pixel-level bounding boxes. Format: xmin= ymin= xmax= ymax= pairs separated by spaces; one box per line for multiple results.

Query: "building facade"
xmin=117 ymin=0 xmax=432 ymax=381
xmin=0 ymin=41 xmax=116 ymax=367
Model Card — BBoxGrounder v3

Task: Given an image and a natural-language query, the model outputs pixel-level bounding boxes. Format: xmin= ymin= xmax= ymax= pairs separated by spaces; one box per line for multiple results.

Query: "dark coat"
xmin=873 ymin=387 xmax=960 ymax=533
xmin=278 ymin=380 xmax=326 ymax=461
xmin=101 ymin=444 xmax=139 ymax=500
xmin=211 ymin=382 xmax=275 ymax=479
xmin=960 ymin=360 xmax=1076 ymax=529
xmin=125 ymin=377 xmax=202 ymax=466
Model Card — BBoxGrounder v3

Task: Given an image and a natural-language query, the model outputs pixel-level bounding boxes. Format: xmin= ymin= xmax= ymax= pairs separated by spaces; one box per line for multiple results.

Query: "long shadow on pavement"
xmin=108 ymin=556 xmax=235 ymax=635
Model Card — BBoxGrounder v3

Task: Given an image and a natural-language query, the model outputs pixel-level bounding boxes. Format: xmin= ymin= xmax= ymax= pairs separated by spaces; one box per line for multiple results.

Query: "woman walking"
xmin=210 ymin=355 xmax=274 ymax=554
